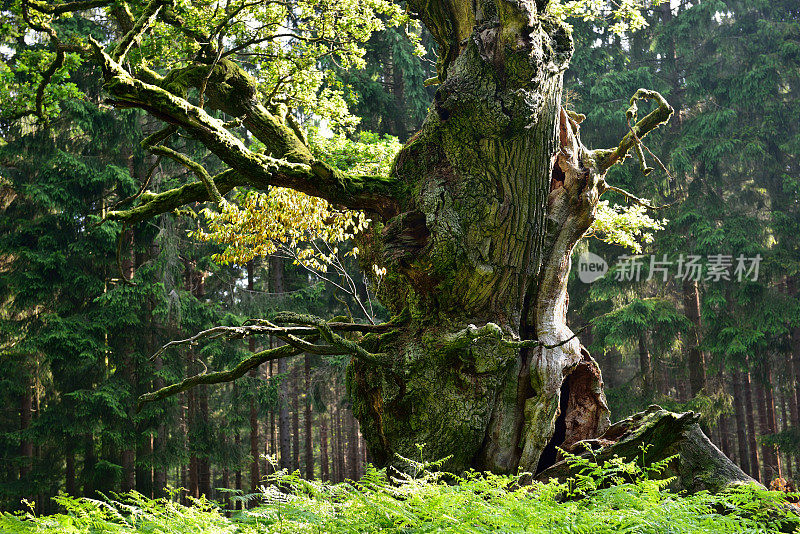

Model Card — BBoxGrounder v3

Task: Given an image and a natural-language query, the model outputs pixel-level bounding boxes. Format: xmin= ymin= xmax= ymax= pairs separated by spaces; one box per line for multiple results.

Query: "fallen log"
xmin=537 ymin=405 xmax=760 ymax=494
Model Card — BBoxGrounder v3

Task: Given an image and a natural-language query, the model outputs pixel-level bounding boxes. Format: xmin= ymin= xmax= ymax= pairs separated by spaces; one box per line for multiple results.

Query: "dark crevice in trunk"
xmin=535 ymin=379 xmax=569 ymax=474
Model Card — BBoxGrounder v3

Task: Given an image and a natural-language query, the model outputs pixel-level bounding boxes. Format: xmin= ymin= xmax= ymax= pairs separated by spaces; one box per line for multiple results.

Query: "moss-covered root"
xmin=537 ymin=406 xmax=759 ymax=494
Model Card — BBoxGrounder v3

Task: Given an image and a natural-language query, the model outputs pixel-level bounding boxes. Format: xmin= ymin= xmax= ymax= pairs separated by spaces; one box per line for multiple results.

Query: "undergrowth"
xmin=2 ymin=451 xmax=798 ymax=533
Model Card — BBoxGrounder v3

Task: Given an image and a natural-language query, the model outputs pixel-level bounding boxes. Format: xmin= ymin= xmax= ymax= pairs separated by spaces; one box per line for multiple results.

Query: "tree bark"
xmin=320 ymin=412 xmax=330 ymax=482
xmin=638 ymin=333 xmax=652 ymax=393
xmin=682 ymin=280 xmax=706 ymax=397
xmin=304 ymin=355 xmax=314 ymax=479
xmin=742 ymin=368 xmax=762 ymax=482
xmin=733 ymin=371 xmax=750 ymax=470
xmin=247 ymin=260 xmax=261 ymax=490
xmin=19 ymin=377 xmax=33 ymax=479
xmin=269 ymin=257 xmax=292 ymax=472
xmin=756 ymin=359 xmax=781 ymax=481
xmin=292 ymin=364 xmax=300 ymax=472
xmin=538 ymin=406 xmax=759 ymax=494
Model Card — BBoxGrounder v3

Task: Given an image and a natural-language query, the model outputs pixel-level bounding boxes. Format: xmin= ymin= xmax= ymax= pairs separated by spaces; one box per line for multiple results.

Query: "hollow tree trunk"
xmin=348 ymin=0 xmax=612 ymax=475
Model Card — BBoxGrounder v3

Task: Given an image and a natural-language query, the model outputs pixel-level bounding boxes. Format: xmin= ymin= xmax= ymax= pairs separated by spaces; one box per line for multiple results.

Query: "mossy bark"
xmin=537 ymin=406 xmax=759 ymax=494
xmin=348 ymin=2 xmax=610 ymax=475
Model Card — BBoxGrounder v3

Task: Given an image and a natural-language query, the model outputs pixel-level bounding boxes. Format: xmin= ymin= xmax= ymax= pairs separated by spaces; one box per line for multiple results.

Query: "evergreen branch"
xmin=137 ymin=343 xmax=300 ymax=409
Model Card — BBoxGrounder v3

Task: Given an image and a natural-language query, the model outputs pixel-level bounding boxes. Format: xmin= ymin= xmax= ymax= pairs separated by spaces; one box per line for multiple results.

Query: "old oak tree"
xmin=9 ymin=0 xmax=754 ymax=490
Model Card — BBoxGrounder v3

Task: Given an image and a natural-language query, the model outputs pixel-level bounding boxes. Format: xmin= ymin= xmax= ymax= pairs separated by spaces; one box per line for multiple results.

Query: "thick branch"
xmin=138 ymin=343 xmax=300 ymax=409
xmin=89 ymin=44 xmax=401 ymax=219
xmin=149 ymin=145 xmax=225 ymax=205
xmin=28 ymin=0 xmax=112 ymax=15
xmin=593 ymin=89 xmax=673 ymax=173
xmin=111 ymin=0 xmax=164 ymax=63
xmin=272 ymin=312 xmax=390 ymax=365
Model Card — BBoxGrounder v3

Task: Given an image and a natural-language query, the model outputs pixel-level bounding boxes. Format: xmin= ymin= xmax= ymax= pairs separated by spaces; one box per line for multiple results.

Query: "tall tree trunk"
xmin=154 ymin=352 xmax=168 ymax=497
xmin=734 ymin=381 xmax=750 ymax=469
xmin=19 ymin=376 xmax=33 ymax=479
xmin=638 ymin=333 xmax=652 ymax=394
xmin=717 ymin=372 xmax=731 ymax=459
xmin=271 ymin=257 xmax=292 ymax=471
xmin=198 ymin=384 xmax=211 ymax=497
xmin=304 ymin=356 xmax=314 ymax=479
xmin=187 ymin=383 xmax=199 ymax=498
xmin=247 ymin=259 xmax=261 ymax=491
xmin=779 ymin=391 xmax=793 ymax=480
xmin=121 ymin=230 xmax=137 ymax=493
xmin=65 ymin=449 xmax=76 ymax=495
xmin=292 ymin=364 xmax=300 ymax=472
xmin=682 ymin=280 xmax=706 ymax=397
xmin=742 ymin=368 xmax=762 ymax=483
xmin=346 ymin=407 xmax=359 ymax=480
xmin=333 ymin=399 xmax=343 ymax=482
xmin=83 ymin=434 xmax=96 ymax=497
xmin=320 ymin=412 xmax=330 ymax=482
xmin=268 ymin=359 xmax=276 ymax=476
xmin=757 ymin=360 xmax=780 ymax=481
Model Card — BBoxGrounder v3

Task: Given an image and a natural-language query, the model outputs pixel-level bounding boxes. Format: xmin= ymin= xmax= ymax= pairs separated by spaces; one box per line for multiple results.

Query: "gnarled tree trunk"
xmin=111 ymin=0 xmax=671 ymax=477
xmin=347 ymin=0 xmax=614 ymax=475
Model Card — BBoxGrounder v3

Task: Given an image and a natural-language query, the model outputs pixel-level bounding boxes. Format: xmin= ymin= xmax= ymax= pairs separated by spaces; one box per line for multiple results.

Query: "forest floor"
xmin=2 ymin=455 xmax=798 ymax=533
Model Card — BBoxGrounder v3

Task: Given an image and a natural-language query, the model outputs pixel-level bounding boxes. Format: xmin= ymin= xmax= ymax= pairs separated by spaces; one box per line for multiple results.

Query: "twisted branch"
xmin=137 ymin=343 xmax=301 ymax=409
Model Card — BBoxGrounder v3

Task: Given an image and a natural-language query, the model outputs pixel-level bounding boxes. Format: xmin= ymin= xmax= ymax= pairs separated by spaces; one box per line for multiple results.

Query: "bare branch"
xmin=600 ymin=185 xmax=680 ymax=210
xmin=593 ymin=89 xmax=674 ymax=173
xmin=137 ymin=343 xmax=300 ymax=409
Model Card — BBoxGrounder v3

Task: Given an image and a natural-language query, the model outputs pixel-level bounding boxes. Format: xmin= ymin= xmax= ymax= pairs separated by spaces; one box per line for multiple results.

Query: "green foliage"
xmin=2 ymin=455 xmax=797 ymax=533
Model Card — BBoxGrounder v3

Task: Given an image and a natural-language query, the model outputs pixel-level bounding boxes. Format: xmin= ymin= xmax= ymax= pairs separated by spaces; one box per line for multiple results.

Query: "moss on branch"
xmin=137 ymin=343 xmax=300 ymax=410
xmin=593 ymin=89 xmax=674 ymax=173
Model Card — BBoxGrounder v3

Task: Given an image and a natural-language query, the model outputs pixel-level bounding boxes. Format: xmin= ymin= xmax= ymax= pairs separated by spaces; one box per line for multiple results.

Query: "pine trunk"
xmin=760 ymin=360 xmax=781 ymax=481
xmin=19 ymin=377 xmax=33 ymax=478
xmin=742 ymin=368 xmax=762 ymax=482
xmin=246 ymin=260 xmax=261 ymax=491
xmin=304 ymin=356 xmax=314 ymax=479
xmin=682 ymin=280 xmax=706 ymax=397
xmin=320 ymin=412 xmax=330 ymax=482
xmin=638 ymin=333 xmax=652 ymax=393
xmin=292 ymin=365 xmax=300 ymax=472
